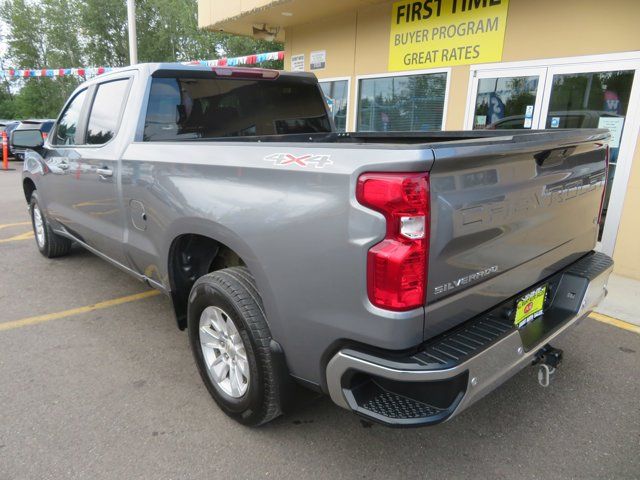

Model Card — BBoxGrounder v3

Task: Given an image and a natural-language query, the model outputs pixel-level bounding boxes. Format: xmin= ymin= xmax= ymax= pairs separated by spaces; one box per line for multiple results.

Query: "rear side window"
xmin=86 ymin=79 xmax=130 ymax=145
xmin=143 ymin=76 xmax=331 ymax=141
xmin=53 ymin=89 xmax=87 ymax=145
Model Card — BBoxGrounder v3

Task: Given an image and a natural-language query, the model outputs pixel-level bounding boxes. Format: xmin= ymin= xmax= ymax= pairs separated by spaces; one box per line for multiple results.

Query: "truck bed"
xmin=163 ymin=128 xmax=609 ymax=147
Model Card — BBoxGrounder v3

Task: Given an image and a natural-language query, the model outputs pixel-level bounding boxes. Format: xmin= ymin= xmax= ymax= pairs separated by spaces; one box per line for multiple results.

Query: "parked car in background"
xmin=1 ymin=121 xmax=20 ymax=158
xmin=10 ymin=120 xmax=55 ymax=160
xmin=485 ymin=110 xmax=623 ymax=130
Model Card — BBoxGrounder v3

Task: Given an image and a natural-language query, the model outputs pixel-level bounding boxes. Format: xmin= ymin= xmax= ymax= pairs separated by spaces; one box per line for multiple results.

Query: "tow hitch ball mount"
xmin=532 ymin=344 xmax=563 ymax=387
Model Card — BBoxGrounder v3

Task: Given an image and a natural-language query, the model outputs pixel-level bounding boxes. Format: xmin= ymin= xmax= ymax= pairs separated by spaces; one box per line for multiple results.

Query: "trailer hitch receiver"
xmin=533 ymin=344 xmax=563 ymax=387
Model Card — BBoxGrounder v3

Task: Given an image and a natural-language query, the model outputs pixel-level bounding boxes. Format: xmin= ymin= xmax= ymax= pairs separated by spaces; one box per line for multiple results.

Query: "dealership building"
xmin=198 ymin=0 xmax=640 ymax=281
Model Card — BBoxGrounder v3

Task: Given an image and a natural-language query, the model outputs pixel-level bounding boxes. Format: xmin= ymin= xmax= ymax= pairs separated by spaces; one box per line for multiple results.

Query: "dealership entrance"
xmin=464 ymin=52 xmax=640 ymax=256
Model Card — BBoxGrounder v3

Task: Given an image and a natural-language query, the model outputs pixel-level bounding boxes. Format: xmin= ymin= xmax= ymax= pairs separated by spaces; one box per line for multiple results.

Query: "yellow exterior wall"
xmin=501 ymin=0 xmax=640 ymax=61
xmin=612 ymin=147 xmax=640 ymax=279
xmin=287 ymin=11 xmax=358 ymax=79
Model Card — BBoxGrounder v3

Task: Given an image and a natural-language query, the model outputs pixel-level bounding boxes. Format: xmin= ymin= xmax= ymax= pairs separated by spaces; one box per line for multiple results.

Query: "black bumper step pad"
xmin=361 ymin=390 xmax=444 ymax=420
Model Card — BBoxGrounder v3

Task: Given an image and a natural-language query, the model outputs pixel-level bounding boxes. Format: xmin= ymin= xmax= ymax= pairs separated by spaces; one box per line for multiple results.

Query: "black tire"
xmin=187 ymin=266 xmax=283 ymax=426
xmin=29 ymin=191 xmax=72 ymax=258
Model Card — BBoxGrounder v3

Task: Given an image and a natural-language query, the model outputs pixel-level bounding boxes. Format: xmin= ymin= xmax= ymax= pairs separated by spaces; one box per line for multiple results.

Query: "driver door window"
xmin=53 ymin=89 xmax=87 ymax=145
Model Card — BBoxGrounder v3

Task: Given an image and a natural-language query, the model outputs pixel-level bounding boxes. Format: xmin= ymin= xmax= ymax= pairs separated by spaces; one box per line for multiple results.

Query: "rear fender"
xmin=162 ymin=218 xmax=283 ymax=338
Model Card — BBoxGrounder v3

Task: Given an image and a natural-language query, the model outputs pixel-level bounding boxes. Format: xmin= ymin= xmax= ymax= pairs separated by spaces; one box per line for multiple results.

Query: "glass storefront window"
xmin=357 ymin=72 xmax=447 ymax=132
xmin=319 ymin=80 xmax=349 ymax=132
xmin=545 ymin=71 xmax=633 ymax=129
xmin=473 ymin=76 xmax=539 ymax=129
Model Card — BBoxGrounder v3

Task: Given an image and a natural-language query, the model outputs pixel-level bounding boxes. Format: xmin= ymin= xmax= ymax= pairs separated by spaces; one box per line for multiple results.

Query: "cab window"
xmin=143 ymin=76 xmax=331 ymax=141
xmin=86 ymin=79 xmax=130 ymax=145
xmin=53 ymin=89 xmax=87 ymax=145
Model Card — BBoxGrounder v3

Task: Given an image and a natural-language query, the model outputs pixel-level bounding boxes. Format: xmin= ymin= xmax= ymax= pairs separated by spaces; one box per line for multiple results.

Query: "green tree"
xmin=217 ymin=33 xmax=282 ymax=67
xmin=43 ymin=0 xmax=84 ymax=67
xmin=79 ymin=0 xmax=129 ymax=65
xmin=3 ymin=0 xmax=48 ymax=67
xmin=2 ymin=0 xmax=82 ymax=118
xmin=79 ymin=0 xmax=282 ymax=65
xmin=0 ymin=82 xmax=18 ymax=119
xmin=11 ymin=77 xmax=80 ymax=117
xmin=1 ymin=0 xmax=284 ymax=119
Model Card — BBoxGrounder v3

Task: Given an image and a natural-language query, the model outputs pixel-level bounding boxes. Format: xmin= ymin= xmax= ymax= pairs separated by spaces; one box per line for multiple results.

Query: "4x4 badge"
xmin=264 ymin=153 xmax=333 ymax=169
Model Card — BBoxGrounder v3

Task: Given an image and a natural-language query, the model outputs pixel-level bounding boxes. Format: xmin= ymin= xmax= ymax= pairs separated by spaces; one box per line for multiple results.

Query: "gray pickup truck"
xmin=16 ymin=63 xmax=613 ymax=427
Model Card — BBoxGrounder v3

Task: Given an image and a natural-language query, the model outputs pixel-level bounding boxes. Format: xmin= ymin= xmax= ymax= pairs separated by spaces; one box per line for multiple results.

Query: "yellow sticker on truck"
xmin=514 ymin=285 xmax=547 ymax=328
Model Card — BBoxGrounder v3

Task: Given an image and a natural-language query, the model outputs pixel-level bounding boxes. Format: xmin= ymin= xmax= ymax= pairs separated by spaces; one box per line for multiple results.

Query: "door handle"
xmin=96 ymin=167 xmax=113 ymax=178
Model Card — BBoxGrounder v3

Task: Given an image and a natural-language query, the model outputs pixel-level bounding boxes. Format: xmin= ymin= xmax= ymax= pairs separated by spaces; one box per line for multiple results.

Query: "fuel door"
xmin=129 ymin=199 xmax=147 ymax=231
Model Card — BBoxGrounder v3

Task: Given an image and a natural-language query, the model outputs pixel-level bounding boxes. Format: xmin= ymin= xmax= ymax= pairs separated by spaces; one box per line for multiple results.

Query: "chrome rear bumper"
xmin=326 ymin=252 xmax=613 ymax=427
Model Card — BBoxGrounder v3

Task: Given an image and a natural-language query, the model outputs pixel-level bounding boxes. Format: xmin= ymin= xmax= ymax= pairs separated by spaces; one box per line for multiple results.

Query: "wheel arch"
xmin=23 ymin=177 xmax=36 ymax=204
xmin=164 ymin=219 xmax=277 ymax=332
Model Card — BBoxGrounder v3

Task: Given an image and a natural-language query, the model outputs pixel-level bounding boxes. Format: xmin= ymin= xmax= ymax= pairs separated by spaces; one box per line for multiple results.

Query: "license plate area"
xmin=514 ymin=284 xmax=548 ymax=328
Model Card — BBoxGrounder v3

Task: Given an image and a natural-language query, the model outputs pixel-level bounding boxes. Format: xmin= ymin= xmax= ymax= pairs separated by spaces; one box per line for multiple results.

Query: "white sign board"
xmin=597 ymin=116 xmax=625 ymax=149
xmin=291 ymin=54 xmax=305 ymax=72
xmin=310 ymin=50 xmax=326 ymax=70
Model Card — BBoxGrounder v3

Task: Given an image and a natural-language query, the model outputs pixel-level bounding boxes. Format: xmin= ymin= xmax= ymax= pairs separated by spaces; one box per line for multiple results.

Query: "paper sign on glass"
xmin=597 ymin=116 xmax=625 ymax=148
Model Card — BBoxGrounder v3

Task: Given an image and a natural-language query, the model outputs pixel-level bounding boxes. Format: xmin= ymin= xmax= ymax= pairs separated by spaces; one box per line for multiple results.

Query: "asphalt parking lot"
xmin=0 ymin=166 xmax=638 ymax=480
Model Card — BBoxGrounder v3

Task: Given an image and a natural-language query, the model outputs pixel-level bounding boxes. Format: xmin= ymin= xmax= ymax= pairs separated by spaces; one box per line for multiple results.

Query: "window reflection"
xmin=357 ymin=73 xmax=447 ymax=132
xmin=319 ymin=80 xmax=349 ymax=132
xmin=473 ymin=76 xmax=538 ymax=130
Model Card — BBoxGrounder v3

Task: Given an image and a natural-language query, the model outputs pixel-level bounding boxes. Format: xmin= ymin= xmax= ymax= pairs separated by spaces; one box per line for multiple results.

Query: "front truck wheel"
xmin=29 ymin=191 xmax=72 ymax=258
xmin=187 ymin=267 xmax=284 ymax=426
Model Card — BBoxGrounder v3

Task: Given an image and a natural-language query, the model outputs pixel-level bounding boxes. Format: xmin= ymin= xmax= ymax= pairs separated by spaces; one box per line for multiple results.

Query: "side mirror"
xmin=11 ymin=129 xmax=44 ymax=149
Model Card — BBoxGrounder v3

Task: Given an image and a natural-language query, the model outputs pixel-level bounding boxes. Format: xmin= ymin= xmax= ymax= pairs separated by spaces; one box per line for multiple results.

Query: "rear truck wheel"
xmin=187 ymin=267 xmax=284 ymax=426
xmin=29 ymin=191 xmax=72 ymax=258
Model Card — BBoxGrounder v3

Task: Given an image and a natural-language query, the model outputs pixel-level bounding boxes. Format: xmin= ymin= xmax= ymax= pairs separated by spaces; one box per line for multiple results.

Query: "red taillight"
xmin=356 ymin=172 xmax=429 ymax=311
xmin=598 ymin=144 xmax=610 ymax=226
xmin=42 ymin=132 xmax=47 ymax=140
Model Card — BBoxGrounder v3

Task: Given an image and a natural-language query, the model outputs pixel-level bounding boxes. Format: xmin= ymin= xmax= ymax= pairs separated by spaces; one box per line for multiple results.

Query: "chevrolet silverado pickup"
xmin=16 ymin=63 xmax=613 ymax=427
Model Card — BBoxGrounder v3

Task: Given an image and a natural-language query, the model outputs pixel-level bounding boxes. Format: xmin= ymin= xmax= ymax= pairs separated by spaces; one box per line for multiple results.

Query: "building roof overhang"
xmin=199 ymin=0 xmax=387 ymax=39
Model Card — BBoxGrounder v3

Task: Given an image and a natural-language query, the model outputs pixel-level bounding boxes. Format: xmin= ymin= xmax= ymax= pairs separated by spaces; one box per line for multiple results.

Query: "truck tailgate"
xmin=425 ymin=132 xmax=608 ymax=340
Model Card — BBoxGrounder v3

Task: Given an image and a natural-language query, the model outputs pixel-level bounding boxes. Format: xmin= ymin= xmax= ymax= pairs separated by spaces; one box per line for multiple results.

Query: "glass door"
xmin=539 ymin=61 xmax=640 ymax=252
xmin=465 ymin=67 xmax=547 ymax=130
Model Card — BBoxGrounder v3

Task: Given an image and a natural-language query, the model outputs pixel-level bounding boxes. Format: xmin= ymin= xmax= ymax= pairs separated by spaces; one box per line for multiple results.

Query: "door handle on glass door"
xmin=96 ymin=167 xmax=113 ymax=178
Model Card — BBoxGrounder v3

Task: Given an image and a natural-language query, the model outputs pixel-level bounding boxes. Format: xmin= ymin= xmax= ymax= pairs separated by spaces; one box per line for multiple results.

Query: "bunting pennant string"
xmin=0 ymin=51 xmax=285 ymax=79
xmin=183 ymin=50 xmax=285 ymax=67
